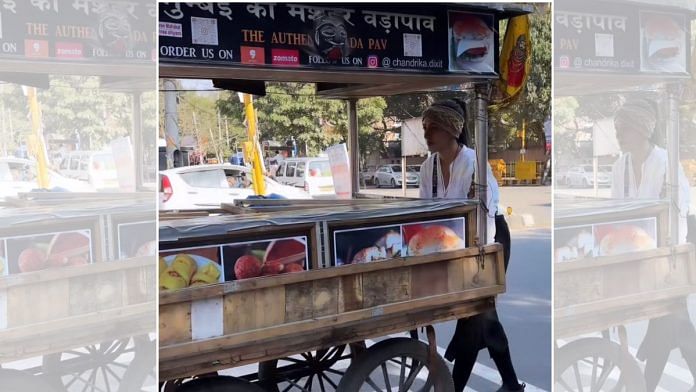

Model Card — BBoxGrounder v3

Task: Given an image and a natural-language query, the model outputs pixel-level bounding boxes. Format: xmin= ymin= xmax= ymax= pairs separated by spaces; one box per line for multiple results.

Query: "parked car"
xmin=275 ymin=157 xmax=335 ymax=197
xmin=0 ymin=157 xmax=93 ymax=200
xmin=159 ymin=164 xmax=310 ymax=211
xmin=60 ymin=151 xmax=118 ymax=190
xmin=360 ymin=165 xmax=377 ymax=185
xmin=374 ymin=164 xmax=419 ymax=188
xmin=564 ymin=164 xmax=611 ymax=188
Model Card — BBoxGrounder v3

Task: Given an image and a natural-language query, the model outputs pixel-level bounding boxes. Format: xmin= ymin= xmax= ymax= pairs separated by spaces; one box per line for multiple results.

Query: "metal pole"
xmin=401 ymin=156 xmax=407 ymax=196
xmin=163 ymin=79 xmax=180 ymax=169
xmin=475 ymin=86 xmax=489 ymax=244
xmin=347 ymin=99 xmax=360 ymax=196
xmin=666 ymin=85 xmax=681 ymax=246
xmin=132 ymin=92 xmax=143 ymax=190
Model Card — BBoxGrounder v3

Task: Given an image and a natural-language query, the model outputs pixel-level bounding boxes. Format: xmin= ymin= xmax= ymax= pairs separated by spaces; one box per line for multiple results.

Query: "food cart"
xmin=553 ymin=0 xmax=696 ymax=390
xmin=0 ymin=2 xmax=157 ymax=391
xmin=158 ymin=3 xmax=533 ymax=391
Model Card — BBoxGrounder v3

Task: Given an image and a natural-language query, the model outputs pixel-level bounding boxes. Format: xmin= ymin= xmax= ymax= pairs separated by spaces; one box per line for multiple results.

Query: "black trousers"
xmin=448 ymin=215 xmax=519 ymax=391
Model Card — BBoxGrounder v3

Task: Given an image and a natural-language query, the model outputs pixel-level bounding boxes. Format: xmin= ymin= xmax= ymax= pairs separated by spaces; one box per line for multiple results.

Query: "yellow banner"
xmin=498 ymin=15 xmax=532 ymax=100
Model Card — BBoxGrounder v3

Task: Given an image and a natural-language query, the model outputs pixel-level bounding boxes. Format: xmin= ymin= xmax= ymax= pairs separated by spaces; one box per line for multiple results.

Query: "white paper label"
xmin=191 ymin=297 xmax=223 ymax=340
xmin=403 ymin=33 xmax=423 ymax=57
xmin=191 ymin=17 xmax=219 ymax=46
xmin=595 ymin=33 xmax=614 ymax=57
xmin=159 ymin=22 xmax=183 ymax=38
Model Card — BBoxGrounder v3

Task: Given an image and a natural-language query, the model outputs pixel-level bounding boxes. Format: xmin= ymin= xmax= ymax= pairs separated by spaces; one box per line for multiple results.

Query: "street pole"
xmin=666 ymin=84 xmax=680 ymax=246
xmin=475 ymin=85 xmax=489 ymax=244
xmin=401 ymin=157 xmax=407 ymax=196
xmin=347 ymin=99 xmax=360 ymax=196
xmin=163 ymin=79 xmax=180 ymax=170
xmin=132 ymin=92 xmax=143 ymax=190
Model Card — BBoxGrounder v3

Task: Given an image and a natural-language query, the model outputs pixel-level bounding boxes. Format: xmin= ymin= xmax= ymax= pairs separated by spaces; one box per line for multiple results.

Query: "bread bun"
xmin=408 ymin=225 xmax=465 ymax=256
xmin=599 ymin=226 xmax=655 ymax=256
xmin=171 ymin=254 xmax=197 ymax=282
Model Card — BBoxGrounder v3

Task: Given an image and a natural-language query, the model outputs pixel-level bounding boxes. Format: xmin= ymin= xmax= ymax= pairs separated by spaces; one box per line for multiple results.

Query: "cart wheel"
xmin=177 ymin=376 xmax=265 ymax=392
xmin=0 ymin=369 xmax=60 ymax=392
xmin=555 ymin=338 xmax=646 ymax=392
xmin=336 ymin=338 xmax=454 ymax=392
xmin=259 ymin=342 xmax=366 ymax=392
xmin=43 ymin=336 xmax=154 ymax=392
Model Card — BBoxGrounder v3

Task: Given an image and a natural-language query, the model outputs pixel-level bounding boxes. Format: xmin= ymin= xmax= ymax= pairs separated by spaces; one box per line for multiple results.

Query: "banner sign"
xmin=0 ymin=0 xmax=155 ymax=64
xmin=159 ymin=3 xmax=498 ymax=75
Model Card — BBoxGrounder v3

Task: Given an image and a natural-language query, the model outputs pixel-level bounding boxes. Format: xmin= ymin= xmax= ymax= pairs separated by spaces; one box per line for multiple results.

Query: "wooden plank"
xmin=69 ymin=269 xmax=124 ymax=315
xmin=362 ymin=268 xmax=410 ymax=308
xmin=160 ymin=302 xmax=192 ymax=345
xmin=254 ymin=286 xmax=285 ymax=330
xmin=0 ymin=256 xmax=151 ymax=289
xmin=447 ymin=258 xmax=465 ymax=293
xmin=285 ymin=282 xmax=313 ymax=322
xmin=223 ymin=291 xmax=256 ymax=335
xmin=411 ymin=262 xmax=448 ymax=298
xmin=160 ymin=297 xmax=494 ymax=380
xmin=161 ymin=285 xmax=503 ymax=362
xmin=7 ymin=280 xmax=70 ymax=327
xmin=160 ymin=244 xmax=502 ymax=305
xmin=554 ymin=244 xmax=692 ymax=273
xmin=312 ymin=278 xmax=338 ymax=318
xmin=338 ymin=274 xmax=362 ymax=312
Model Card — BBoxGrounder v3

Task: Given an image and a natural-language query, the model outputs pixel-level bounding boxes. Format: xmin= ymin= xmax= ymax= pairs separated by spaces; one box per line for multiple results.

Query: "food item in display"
xmin=555 ymin=230 xmax=593 ymax=262
xmin=159 ymin=256 xmax=167 ymax=276
xmin=235 ymin=254 xmax=262 ymax=279
xmin=351 ymin=245 xmax=388 ymax=264
xmin=284 ymin=263 xmax=304 ymax=273
xmin=599 ymin=226 xmax=656 ymax=256
xmin=171 ymin=254 xmax=197 ymax=282
xmin=452 ymin=16 xmax=490 ymax=63
xmin=408 ymin=225 xmax=465 ymax=256
xmin=264 ymin=239 xmax=306 ymax=266
xmin=190 ymin=262 xmax=221 ymax=286
xmin=261 ymin=260 xmax=284 ymax=276
xmin=68 ymin=255 xmax=89 ymax=266
xmin=47 ymin=232 xmax=90 ymax=267
xmin=375 ymin=231 xmax=402 ymax=258
xmin=644 ymin=14 xmax=682 ymax=64
xmin=160 ymin=268 xmax=188 ymax=290
xmin=18 ymin=247 xmax=47 ymax=272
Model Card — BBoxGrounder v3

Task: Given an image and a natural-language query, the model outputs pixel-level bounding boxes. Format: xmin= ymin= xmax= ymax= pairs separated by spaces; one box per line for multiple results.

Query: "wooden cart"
xmin=0 ymin=198 xmax=156 ymax=392
xmin=554 ymin=200 xmax=696 ymax=391
xmin=159 ymin=200 xmax=505 ymax=391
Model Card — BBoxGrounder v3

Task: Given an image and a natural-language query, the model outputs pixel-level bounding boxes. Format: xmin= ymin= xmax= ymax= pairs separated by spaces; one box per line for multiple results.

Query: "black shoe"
xmin=496 ymin=382 xmax=525 ymax=392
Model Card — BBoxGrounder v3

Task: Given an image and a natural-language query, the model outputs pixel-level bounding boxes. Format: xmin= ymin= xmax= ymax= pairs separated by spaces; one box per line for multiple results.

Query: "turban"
xmin=422 ymin=103 xmax=465 ymax=140
xmin=614 ymin=99 xmax=657 ymax=140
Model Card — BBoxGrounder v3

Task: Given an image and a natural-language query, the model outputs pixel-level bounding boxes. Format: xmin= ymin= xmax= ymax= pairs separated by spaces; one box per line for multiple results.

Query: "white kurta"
xmin=419 ymin=146 xmax=499 ymax=244
xmin=611 ymin=146 xmax=691 ymax=244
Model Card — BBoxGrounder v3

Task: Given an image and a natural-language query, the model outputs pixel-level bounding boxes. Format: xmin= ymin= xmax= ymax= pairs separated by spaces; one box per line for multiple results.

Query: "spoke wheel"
xmin=43 ymin=337 xmax=152 ymax=392
xmin=555 ymin=338 xmax=646 ymax=392
xmin=259 ymin=343 xmax=366 ymax=392
xmin=336 ymin=338 xmax=453 ymax=392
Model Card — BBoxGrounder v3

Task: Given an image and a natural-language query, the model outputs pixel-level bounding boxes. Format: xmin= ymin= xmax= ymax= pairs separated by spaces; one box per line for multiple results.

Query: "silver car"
xmin=374 ymin=165 xmax=420 ymax=188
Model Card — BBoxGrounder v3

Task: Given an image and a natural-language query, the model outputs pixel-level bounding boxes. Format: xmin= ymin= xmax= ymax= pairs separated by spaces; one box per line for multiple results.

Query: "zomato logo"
xmin=272 ymin=49 xmax=300 ymax=66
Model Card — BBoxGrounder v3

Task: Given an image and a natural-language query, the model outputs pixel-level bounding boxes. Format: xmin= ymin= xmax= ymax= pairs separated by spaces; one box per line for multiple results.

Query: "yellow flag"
xmin=498 ymin=15 xmax=532 ymax=100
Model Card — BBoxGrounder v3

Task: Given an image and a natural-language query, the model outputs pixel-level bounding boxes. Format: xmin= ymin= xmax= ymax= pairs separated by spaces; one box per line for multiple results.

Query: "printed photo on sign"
xmin=241 ymin=46 xmax=265 ymax=65
xmin=159 ymin=246 xmax=223 ymax=290
xmin=403 ymin=33 xmax=423 ymax=57
xmin=333 ymin=225 xmax=402 ymax=266
xmin=118 ymin=221 xmax=156 ymax=260
xmin=594 ymin=218 xmax=657 ymax=257
xmin=5 ymin=230 xmax=92 ymax=274
xmin=555 ymin=225 xmax=594 ymax=262
xmin=639 ymin=12 xmax=687 ymax=73
xmin=223 ymin=237 xmax=308 ymax=281
xmin=448 ymin=11 xmax=494 ymax=73
xmin=403 ymin=218 xmax=466 ymax=256
xmin=191 ymin=16 xmax=219 ymax=46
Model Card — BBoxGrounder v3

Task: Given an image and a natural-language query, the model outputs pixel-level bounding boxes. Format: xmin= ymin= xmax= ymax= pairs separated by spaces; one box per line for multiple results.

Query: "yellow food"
xmin=190 ymin=262 xmax=221 ymax=286
xmin=159 ymin=256 xmax=167 ymax=276
xmin=171 ymin=254 xmax=197 ymax=282
xmin=159 ymin=268 xmax=188 ymax=290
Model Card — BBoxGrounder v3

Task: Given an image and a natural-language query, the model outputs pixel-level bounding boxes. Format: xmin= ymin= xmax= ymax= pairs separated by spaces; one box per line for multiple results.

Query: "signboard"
xmin=555 ymin=1 xmax=691 ymax=75
xmin=401 ymin=117 xmax=429 ymax=157
xmin=326 ymin=143 xmax=351 ymax=199
xmin=516 ymin=161 xmax=537 ymax=181
xmin=0 ymin=0 xmax=156 ymax=65
xmin=159 ymin=3 xmax=498 ymax=75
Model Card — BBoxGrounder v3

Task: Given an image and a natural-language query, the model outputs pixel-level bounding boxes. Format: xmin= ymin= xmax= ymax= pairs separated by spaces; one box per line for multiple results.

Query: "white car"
xmin=60 ymin=151 xmax=119 ymax=190
xmin=159 ymin=164 xmax=311 ymax=211
xmin=564 ymin=165 xmax=611 ymax=188
xmin=374 ymin=165 xmax=420 ymax=188
xmin=0 ymin=157 xmax=94 ymax=200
